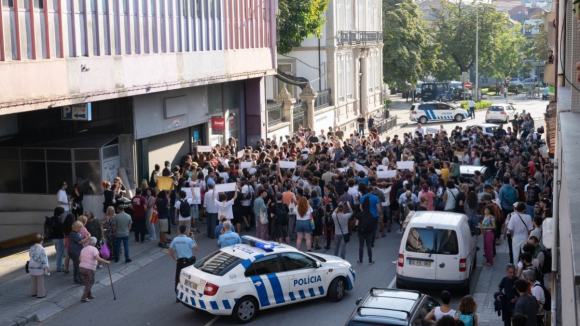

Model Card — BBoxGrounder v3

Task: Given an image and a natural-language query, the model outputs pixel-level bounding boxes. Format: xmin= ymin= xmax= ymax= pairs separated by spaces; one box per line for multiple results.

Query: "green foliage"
xmin=480 ymin=23 xmax=527 ymax=80
xmin=277 ymin=0 xmax=330 ymax=54
xmin=384 ymin=98 xmax=392 ymax=108
xmin=488 ymin=84 xmax=523 ymax=92
xmin=431 ymin=1 xmax=513 ymax=74
xmin=459 ymin=100 xmax=492 ymax=110
xmin=383 ymin=0 xmax=432 ymax=88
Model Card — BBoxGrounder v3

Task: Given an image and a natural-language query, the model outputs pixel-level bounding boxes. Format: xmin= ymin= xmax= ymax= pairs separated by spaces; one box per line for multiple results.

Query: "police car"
xmin=409 ymin=102 xmax=468 ymax=124
xmin=177 ymin=236 xmax=355 ymax=323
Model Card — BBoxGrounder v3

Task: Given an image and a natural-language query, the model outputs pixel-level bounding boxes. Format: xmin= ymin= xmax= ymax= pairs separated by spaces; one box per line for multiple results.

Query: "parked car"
xmin=344 ymin=288 xmax=440 ymax=326
xmin=542 ymin=88 xmax=549 ymax=100
xmin=451 ymin=87 xmax=472 ymax=100
xmin=421 ymin=82 xmax=453 ymax=102
xmin=409 ymin=102 xmax=468 ymax=124
xmin=485 ymin=104 xmax=518 ymax=123
xmin=509 ymin=78 xmax=522 ymax=86
xmin=467 ymin=123 xmax=500 ymax=136
xmin=396 ymin=211 xmax=476 ymax=293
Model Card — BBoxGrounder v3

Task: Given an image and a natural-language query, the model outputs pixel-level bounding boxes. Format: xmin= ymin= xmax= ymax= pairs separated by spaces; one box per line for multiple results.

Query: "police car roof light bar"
xmin=241 ymin=236 xmax=276 ymax=251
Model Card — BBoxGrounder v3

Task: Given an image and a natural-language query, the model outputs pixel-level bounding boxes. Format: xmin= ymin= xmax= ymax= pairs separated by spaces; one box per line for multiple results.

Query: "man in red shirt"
xmin=132 ymin=188 xmax=148 ymax=243
xmin=527 ymin=157 xmax=536 ymax=175
xmin=418 ymin=183 xmax=435 ymax=211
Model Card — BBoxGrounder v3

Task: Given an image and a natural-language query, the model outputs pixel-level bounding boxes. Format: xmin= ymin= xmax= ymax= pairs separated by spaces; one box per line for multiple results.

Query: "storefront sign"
xmin=212 ymin=117 xmax=226 ymax=131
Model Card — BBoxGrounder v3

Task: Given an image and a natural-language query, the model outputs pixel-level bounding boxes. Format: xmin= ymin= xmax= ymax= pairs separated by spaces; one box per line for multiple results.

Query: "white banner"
xmin=215 ymin=183 xmax=236 ymax=193
xmin=240 ymin=161 xmax=253 ymax=169
xmin=237 ymin=150 xmax=245 ymax=158
xmin=197 ymin=145 xmax=212 ymax=152
xmin=376 ymin=165 xmax=389 ymax=171
xmin=355 ymin=163 xmax=368 ymax=175
xmin=377 ymin=170 xmax=397 ymax=179
xmin=397 ymin=161 xmax=414 ymax=171
xmin=279 ymin=161 xmax=297 ymax=169
xmin=426 ymin=128 xmax=438 ymax=134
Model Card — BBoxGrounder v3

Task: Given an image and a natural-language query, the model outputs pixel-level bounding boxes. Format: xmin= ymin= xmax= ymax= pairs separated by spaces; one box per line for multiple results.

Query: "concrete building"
xmin=0 ymin=0 xmax=277 ymax=243
xmin=265 ymin=0 xmax=384 ymax=140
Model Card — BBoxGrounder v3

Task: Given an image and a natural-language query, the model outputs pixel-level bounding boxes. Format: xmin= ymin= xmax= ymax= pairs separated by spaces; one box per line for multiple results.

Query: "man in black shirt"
xmin=514 ymin=279 xmax=539 ymax=326
xmin=497 ymin=264 xmax=519 ymax=326
xmin=481 ymin=146 xmax=495 ymax=174
xmin=525 ymin=177 xmax=542 ymax=216
xmin=357 ymin=114 xmax=366 ymax=136
xmin=162 ymin=160 xmax=172 ymax=176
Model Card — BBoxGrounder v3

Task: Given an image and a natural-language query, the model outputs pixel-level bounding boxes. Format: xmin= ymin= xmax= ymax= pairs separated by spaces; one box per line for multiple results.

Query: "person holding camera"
xmin=332 ymin=202 xmax=352 ymax=259
xmin=169 ymin=225 xmax=198 ymax=302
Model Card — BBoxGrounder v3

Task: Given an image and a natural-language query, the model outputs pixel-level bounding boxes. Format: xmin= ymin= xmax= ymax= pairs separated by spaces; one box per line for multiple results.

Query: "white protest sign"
xmin=215 ymin=183 xmax=236 ymax=193
xmin=354 ymin=163 xmax=368 ymax=175
xmin=377 ymin=170 xmax=397 ymax=179
xmin=240 ymin=161 xmax=253 ymax=169
xmin=396 ymin=161 xmax=414 ymax=171
xmin=197 ymin=145 xmax=212 ymax=153
xmin=426 ymin=128 xmax=439 ymax=134
xmin=237 ymin=150 xmax=245 ymax=158
xmin=279 ymin=161 xmax=297 ymax=169
xmin=376 ymin=165 xmax=389 ymax=171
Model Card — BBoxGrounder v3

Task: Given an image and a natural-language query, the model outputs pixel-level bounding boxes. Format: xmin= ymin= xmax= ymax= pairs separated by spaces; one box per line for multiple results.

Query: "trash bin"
xmin=385 ymin=109 xmax=390 ymax=118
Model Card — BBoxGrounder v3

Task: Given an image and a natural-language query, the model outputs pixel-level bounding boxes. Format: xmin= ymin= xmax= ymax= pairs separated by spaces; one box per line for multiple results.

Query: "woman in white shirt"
xmin=29 ymin=234 xmax=49 ymax=298
xmin=213 ymin=185 xmax=238 ymax=221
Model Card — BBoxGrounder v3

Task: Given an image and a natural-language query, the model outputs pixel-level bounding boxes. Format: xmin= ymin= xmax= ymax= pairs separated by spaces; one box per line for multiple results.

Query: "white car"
xmin=485 ymin=104 xmax=518 ymax=123
xmin=409 ymin=102 xmax=469 ymax=124
xmin=177 ymin=236 xmax=355 ymax=323
xmin=467 ymin=123 xmax=499 ymax=136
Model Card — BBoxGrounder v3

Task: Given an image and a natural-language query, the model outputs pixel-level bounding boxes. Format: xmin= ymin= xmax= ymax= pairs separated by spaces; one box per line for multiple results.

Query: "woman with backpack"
xmin=455 ymin=295 xmax=478 ymax=326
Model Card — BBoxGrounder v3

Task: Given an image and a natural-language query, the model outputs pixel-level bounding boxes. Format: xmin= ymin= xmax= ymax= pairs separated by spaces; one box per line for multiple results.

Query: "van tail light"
xmin=398 ymin=254 xmax=405 ymax=267
xmin=459 ymin=259 xmax=467 ymax=272
xmin=204 ymin=282 xmax=220 ymax=296
xmin=486 ymin=110 xmax=490 ymax=114
xmin=500 ymin=111 xmax=506 ymax=115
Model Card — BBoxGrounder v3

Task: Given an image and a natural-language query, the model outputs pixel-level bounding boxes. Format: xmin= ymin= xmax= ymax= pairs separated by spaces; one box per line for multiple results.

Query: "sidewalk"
xmin=0 ymin=233 xmax=174 ymax=326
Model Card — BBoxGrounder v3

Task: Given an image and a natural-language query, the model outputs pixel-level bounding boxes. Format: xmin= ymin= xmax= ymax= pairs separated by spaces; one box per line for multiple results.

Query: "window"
xmin=194 ymin=251 xmax=243 ymax=276
xmin=345 ymin=0 xmax=352 ymax=30
xmin=405 ymin=228 xmax=459 ymax=255
xmin=338 ymin=54 xmax=345 ymax=102
xmin=346 ymin=54 xmax=353 ymax=99
xmin=368 ymin=52 xmax=375 ymax=92
xmin=337 ymin=0 xmax=343 ymax=30
xmin=2 ymin=0 xmax=14 ymax=7
xmin=438 ymin=104 xmax=452 ymax=110
xmin=245 ymin=255 xmax=281 ymax=277
xmin=281 ymin=253 xmax=316 ymax=271
xmin=357 ymin=0 xmax=364 ymax=30
xmin=419 ymin=103 xmax=437 ymax=111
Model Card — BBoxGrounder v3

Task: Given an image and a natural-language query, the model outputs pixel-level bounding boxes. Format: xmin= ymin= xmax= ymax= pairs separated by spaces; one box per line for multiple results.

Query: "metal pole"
xmin=475 ymin=8 xmax=479 ymax=102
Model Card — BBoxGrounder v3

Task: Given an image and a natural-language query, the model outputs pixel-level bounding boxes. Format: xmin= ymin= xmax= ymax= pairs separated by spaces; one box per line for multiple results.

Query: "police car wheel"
xmin=419 ymin=116 xmax=428 ymax=124
xmin=327 ymin=277 xmax=346 ymax=302
xmin=232 ymin=296 xmax=258 ymax=324
xmin=454 ymin=114 xmax=463 ymax=122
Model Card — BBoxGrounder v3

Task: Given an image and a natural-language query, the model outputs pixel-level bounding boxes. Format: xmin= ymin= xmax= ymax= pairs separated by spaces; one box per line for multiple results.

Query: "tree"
xmin=430 ymin=1 xmax=512 ymax=75
xmin=479 ymin=24 xmax=527 ymax=82
xmin=277 ymin=0 xmax=330 ymax=55
xmin=382 ymin=0 xmax=432 ymax=89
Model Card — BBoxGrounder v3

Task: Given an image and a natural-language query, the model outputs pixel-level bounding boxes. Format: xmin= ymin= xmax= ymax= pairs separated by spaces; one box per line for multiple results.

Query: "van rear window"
xmin=406 ymin=228 xmax=459 ymax=255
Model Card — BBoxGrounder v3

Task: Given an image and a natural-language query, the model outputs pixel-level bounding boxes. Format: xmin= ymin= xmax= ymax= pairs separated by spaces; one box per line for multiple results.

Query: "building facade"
xmin=265 ymin=0 xmax=384 ymax=139
xmin=0 ymin=0 xmax=277 ymax=243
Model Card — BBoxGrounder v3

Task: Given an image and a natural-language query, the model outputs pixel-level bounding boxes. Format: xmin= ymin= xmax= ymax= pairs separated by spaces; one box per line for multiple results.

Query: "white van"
xmin=396 ymin=211 xmax=476 ymax=293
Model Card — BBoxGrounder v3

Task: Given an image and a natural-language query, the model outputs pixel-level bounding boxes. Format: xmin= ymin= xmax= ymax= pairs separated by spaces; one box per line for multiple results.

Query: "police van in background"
xmin=409 ymin=102 xmax=468 ymax=124
xmin=177 ymin=236 xmax=355 ymax=323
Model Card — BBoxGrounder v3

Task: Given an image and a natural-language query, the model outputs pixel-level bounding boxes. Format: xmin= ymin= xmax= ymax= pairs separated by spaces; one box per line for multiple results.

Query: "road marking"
xmin=388 ymin=277 xmax=396 ymax=289
xmin=204 ymin=316 xmax=220 ymax=326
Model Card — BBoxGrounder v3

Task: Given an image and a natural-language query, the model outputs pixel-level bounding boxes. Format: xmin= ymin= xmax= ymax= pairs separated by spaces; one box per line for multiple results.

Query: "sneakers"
xmin=369 ymin=260 xmax=375 ymax=264
xmin=88 ymin=295 xmax=96 ymax=299
xmin=396 ymin=230 xmax=403 ymax=234
xmin=315 ymin=244 xmax=322 ymax=250
xmin=357 ymin=260 xmax=362 ymax=265
xmin=125 ymin=259 xmax=132 ymax=263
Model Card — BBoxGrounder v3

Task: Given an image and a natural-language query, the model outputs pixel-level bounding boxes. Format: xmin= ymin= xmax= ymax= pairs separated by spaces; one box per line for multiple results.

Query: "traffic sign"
xmin=464 ymin=81 xmax=472 ymax=89
xmin=61 ymin=103 xmax=92 ymax=121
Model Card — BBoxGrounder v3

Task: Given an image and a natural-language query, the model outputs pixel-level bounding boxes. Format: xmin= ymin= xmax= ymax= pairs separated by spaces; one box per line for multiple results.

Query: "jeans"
xmin=147 ymin=217 xmax=157 ymax=240
xmin=358 ymin=125 xmax=365 ymax=136
xmin=134 ymin=217 xmax=146 ymax=242
xmin=53 ymin=238 xmax=65 ymax=271
xmin=115 ymin=236 xmax=130 ymax=261
xmin=68 ymin=251 xmax=83 ymax=283
xmin=526 ymin=204 xmax=535 ymax=217
xmin=206 ymin=213 xmax=218 ymax=238
xmin=371 ymin=218 xmax=379 ymax=246
xmin=358 ymin=232 xmax=373 ymax=262
xmin=334 ymin=234 xmax=346 ymax=259
xmin=288 ymin=214 xmax=296 ymax=239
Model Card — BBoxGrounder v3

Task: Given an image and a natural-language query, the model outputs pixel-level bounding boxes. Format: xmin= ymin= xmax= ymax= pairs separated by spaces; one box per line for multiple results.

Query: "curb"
xmin=0 ymin=247 xmax=169 ymax=326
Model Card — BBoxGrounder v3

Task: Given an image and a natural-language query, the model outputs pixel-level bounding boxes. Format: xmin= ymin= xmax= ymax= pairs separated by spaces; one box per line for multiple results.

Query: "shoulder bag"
xmin=335 ymin=214 xmax=350 ymax=243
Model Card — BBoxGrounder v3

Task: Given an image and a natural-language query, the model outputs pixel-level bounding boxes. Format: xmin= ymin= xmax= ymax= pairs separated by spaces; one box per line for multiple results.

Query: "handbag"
xmin=259 ymin=210 xmax=268 ymax=224
xmin=336 ymin=215 xmax=350 ymax=243
xmin=150 ymin=205 xmax=159 ymax=224
xmin=99 ymin=242 xmax=111 ymax=260
xmin=288 ymin=202 xmax=297 ymax=215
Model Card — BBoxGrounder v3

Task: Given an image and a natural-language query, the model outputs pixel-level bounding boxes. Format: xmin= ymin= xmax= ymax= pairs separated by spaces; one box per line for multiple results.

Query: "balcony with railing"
xmin=336 ymin=31 xmax=383 ymax=46
xmin=314 ymin=89 xmax=331 ymax=111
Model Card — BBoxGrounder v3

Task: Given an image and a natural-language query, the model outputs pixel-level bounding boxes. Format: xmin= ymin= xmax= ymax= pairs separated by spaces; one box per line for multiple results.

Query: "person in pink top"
xmin=418 ymin=183 xmax=435 ymax=211
xmin=79 ymin=237 xmax=110 ymax=302
xmin=77 ymin=215 xmax=91 ymax=247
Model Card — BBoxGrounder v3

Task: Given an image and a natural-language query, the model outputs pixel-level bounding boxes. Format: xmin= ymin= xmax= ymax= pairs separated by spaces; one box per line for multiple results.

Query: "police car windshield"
xmin=194 ymin=251 xmax=243 ymax=276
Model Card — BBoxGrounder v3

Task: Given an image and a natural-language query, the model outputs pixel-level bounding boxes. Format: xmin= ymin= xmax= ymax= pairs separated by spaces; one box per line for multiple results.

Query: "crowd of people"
xmin=35 ymin=109 xmax=552 ymax=325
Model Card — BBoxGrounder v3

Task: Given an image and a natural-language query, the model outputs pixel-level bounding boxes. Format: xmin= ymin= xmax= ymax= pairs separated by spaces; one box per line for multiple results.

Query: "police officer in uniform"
xmin=169 ymin=224 xmax=198 ymax=302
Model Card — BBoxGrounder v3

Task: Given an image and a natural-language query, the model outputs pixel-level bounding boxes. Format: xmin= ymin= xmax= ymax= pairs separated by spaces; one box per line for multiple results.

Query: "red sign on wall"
xmin=211 ymin=117 xmax=225 ymax=131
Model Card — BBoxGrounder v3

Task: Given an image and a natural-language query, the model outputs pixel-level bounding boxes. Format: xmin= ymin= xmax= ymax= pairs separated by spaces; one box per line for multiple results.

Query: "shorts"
xmin=158 ymin=219 xmax=169 ymax=233
xmin=178 ymin=219 xmax=191 ymax=231
xmin=295 ymin=219 xmax=312 ymax=234
xmin=382 ymin=207 xmax=392 ymax=223
xmin=275 ymin=225 xmax=288 ymax=239
xmin=242 ymin=206 xmax=252 ymax=217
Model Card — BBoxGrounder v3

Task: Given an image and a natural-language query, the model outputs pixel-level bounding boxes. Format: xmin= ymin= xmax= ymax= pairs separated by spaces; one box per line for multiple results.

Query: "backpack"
xmin=275 ymin=203 xmax=289 ymax=226
xmin=179 ymin=199 xmax=191 ymax=217
xmin=540 ymin=249 xmax=552 ymax=275
xmin=524 ymin=264 xmax=544 ymax=287
xmin=358 ymin=197 xmax=375 ymax=234
xmin=504 ymin=185 xmax=516 ymax=205
xmin=457 ymin=312 xmax=474 ymax=326
xmin=447 ymin=189 xmax=461 ymax=213
xmin=44 ymin=216 xmax=55 ymax=239
xmin=149 ymin=171 xmax=157 ymax=188
xmin=533 ymin=283 xmax=552 ymax=311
